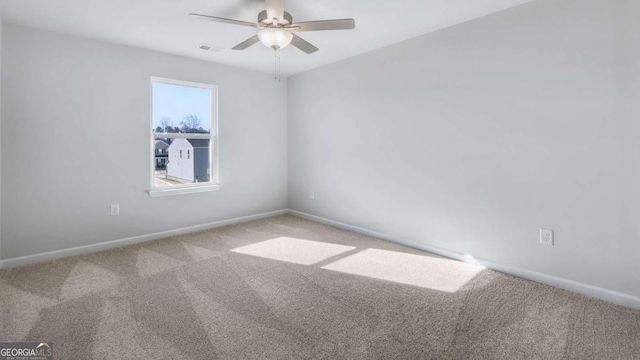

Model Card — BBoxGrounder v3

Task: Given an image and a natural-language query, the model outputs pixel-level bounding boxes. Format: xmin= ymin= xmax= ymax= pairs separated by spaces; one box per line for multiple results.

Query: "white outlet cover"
xmin=310 ymin=191 xmax=315 ymax=200
xmin=110 ymin=204 xmax=120 ymax=216
xmin=540 ymin=228 xmax=553 ymax=246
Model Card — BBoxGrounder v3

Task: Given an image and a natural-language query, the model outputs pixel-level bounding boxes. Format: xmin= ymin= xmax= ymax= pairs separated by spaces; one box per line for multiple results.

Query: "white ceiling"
xmin=0 ymin=0 xmax=534 ymax=77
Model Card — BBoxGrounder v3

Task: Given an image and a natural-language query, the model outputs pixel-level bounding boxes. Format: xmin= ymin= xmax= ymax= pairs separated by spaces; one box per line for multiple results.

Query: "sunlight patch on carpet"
xmin=231 ymin=237 xmax=355 ymax=265
xmin=322 ymin=248 xmax=483 ymax=292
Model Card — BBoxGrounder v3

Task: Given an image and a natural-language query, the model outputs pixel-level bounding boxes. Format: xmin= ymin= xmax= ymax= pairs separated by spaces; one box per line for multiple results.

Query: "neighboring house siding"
xmin=166 ymin=138 xmax=210 ymax=182
xmin=193 ymin=148 xmax=210 ymax=182
xmin=167 ymin=139 xmax=194 ymax=182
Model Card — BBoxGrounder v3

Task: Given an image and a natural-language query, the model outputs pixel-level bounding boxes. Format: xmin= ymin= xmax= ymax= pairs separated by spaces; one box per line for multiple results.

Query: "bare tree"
xmin=180 ymin=115 xmax=208 ymax=133
xmin=160 ymin=117 xmax=173 ymax=132
xmin=180 ymin=115 xmax=201 ymax=132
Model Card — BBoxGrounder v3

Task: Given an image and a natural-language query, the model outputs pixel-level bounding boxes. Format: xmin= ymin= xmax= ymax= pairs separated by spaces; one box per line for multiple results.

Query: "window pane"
xmin=154 ymin=137 xmax=211 ymax=187
xmin=152 ymin=82 xmax=211 ymax=134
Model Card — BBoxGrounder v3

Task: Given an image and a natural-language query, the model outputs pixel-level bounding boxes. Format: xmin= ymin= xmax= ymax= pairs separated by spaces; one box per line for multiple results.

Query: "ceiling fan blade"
xmin=290 ymin=34 xmax=318 ymax=54
xmin=291 ymin=19 xmax=355 ymax=31
xmin=232 ymin=35 xmax=261 ymax=50
xmin=189 ymin=13 xmax=258 ymax=28
xmin=265 ymin=0 xmax=285 ymax=22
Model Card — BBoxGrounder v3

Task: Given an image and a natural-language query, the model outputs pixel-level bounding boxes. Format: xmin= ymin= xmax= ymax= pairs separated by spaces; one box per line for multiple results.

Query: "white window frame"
xmin=147 ymin=77 xmax=220 ymax=197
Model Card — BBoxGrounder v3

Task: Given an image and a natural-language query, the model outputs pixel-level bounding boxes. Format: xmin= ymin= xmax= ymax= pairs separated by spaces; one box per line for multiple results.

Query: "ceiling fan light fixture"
xmin=258 ymin=28 xmax=293 ymax=50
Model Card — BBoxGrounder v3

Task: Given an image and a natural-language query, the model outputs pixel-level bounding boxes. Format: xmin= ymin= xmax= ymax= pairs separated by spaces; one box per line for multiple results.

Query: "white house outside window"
xmin=148 ymin=77 xmax=219 ymax=197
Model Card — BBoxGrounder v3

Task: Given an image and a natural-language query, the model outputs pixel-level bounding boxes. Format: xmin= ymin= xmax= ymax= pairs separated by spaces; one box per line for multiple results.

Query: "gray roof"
xmin=187 ymin=139 xmax=210 ymax=148
xmin=155 ymin=139 xmax=169 ymax=149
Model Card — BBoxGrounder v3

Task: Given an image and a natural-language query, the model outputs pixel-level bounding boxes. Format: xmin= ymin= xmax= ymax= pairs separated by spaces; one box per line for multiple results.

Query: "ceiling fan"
xmin=189 ymin=0 xmax=356 ymax=54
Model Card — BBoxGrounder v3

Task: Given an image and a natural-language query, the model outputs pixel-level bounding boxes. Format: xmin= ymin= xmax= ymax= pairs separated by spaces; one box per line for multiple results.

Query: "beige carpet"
xmin=1 ymin=215 xmax=639 ymax=359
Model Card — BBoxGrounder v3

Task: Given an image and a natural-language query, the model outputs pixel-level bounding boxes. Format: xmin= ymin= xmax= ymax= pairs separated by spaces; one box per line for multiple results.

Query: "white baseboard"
xmin=0 ymin=209 xmax=289 ymax=269
xmin=2 ymin=207 xmax=638 ymax=311
xmin=289 ymin=209 xmax=640 ymax=311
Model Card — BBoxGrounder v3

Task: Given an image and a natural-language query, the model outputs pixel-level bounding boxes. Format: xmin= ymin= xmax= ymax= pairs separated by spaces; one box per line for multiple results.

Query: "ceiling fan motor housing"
xmin=258 ymin=10 xmax=293 ymax=26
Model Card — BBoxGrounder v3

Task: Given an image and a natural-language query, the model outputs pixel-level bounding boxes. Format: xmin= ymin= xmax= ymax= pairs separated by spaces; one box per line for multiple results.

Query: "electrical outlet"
xmin=540 ymin=228 xmax=553 ymax=246
xmin=110 ymin=204 xmax=120 ymax=216
xmin=310 ymin=191 xmax=315 ymax=200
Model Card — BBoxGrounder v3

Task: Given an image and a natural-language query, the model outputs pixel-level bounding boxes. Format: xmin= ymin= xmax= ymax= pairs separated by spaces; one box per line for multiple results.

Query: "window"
xmin=148 ymin=77 xmax=219 ymax=197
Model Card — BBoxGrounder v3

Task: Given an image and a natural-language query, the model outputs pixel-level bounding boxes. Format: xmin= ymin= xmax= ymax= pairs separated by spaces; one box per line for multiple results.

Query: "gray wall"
xmin=288 ymin=0 xmax=640 ymax=297
xmin=1 ymin=24 xmax=288 ymax=259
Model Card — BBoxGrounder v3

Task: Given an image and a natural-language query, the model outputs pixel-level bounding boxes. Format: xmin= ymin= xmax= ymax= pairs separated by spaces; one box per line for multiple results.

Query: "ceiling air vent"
xmin=198 ymin=44 xmax=223 ymax=52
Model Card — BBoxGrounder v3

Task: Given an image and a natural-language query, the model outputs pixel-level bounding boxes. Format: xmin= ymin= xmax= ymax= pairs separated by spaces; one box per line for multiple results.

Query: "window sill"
xmin=147 ymin=184 xmax=221 ymax=197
